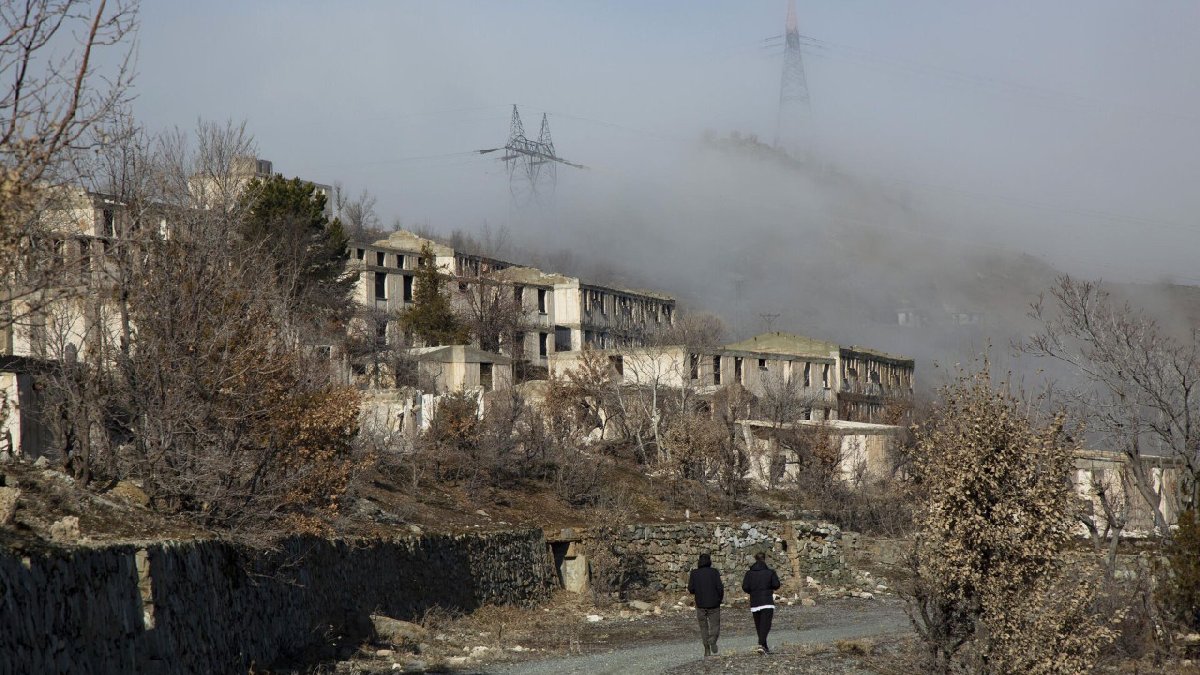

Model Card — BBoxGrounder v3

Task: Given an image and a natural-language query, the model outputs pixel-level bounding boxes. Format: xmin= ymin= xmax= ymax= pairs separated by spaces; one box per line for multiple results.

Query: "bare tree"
xmin=755 ymin=369 xmax=827 ymax=489
xmin=1022 ymin=275 xmax=1198 ymax=533
xmin=1 ymin=0 xmax=137 ymax=329
xmin=333 ymin=182 xmax=382 ymax=240
xmin=457 ymin=276 xmax=531 ymax=355
xmin=29 ymin=121 xmax=363 ymax=536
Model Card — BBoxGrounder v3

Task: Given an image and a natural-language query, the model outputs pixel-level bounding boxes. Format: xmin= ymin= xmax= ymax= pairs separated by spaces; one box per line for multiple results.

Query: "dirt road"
xmin=486 ymin=601 xmax=909 ymax=674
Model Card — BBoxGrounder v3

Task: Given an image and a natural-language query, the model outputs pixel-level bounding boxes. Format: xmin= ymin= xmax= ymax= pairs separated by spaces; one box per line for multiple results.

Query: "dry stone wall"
xmin=0 ymin=529 xmax=556 ymax=674
xmin=581 ymin=520 xmax=845 ymax=593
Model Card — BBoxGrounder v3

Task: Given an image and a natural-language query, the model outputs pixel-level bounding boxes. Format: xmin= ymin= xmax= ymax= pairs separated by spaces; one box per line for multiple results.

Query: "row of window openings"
xmin=374 ymin=272 xmax=414 ymax=303
xmin=844 ymin=365 xmax=905 ymax=387
xmin=374 ymin=274 xmax=551 ymax=315
xmin=688 ymin=355 xmax=830 ymax=388
xmin=374 ymin=319 xmax=554 ymax=359
xmin=583 ymin=291 xmax=670 ymax=322
xmin=356 ymin=249 xmax=411 ymax=270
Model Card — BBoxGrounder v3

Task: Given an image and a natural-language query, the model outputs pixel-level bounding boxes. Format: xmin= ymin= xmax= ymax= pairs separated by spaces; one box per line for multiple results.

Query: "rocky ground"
xmin=0 ymin=456 xmax=206 ymax=550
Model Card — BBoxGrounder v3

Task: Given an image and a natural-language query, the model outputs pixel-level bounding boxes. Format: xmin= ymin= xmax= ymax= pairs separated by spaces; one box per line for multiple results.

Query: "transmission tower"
xmin=481 ymin=105 xmax=583 ymax=207
xmin=775 ymin=0 xmax=811 ymax=155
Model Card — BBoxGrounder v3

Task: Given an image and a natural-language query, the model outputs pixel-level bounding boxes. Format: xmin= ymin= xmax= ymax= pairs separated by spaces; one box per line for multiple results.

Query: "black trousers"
xmin=752 ymin=608 xmax=774 ymax=648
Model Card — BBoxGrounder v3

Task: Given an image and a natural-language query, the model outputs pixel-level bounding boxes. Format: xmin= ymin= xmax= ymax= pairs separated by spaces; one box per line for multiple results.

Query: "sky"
xmin=124 ymin=0 xmax=1200 ymax=348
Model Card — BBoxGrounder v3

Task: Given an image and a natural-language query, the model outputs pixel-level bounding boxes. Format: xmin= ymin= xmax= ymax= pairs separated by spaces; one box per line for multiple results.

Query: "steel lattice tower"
xmin=493 ymin=105 xmax=583 ymax=206
xmin=775 ymin=0 xmax=811 ymax=155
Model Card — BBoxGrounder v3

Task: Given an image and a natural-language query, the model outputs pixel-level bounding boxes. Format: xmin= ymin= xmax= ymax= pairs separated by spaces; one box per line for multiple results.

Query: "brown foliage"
xmin=907 ymin=368 xmax=1116 ymax=674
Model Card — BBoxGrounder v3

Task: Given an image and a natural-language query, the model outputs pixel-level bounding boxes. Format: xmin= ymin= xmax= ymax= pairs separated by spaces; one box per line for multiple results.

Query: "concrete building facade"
xmin=346 ymin=231 xmax=676 ymax=374
xmin=837 ymin=346 xmax=915 ymax=423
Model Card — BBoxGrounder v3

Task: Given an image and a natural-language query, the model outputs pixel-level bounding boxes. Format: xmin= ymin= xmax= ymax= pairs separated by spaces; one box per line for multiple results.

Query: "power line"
xmin=793 ymin=33 xmax=1200 ymax=126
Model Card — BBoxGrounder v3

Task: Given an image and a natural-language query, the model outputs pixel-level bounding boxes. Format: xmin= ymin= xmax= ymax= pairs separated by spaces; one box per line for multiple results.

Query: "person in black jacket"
xmin=687 ymin=553 xmax=723 ymax=656
xmin=741 ymin=551 xmax=782 ymax=654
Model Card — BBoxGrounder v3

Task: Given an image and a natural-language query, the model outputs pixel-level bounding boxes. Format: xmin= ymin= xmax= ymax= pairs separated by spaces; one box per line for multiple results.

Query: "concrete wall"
xmin=0 ymin=530 xmax=556 ymax=674
xmin=579 ymin=520 xmax=846 ymax=593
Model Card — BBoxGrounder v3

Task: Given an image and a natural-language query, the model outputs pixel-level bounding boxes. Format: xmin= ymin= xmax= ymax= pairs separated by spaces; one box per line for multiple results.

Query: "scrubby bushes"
xmin=906 ymin=369 xmax=1117 ymax=674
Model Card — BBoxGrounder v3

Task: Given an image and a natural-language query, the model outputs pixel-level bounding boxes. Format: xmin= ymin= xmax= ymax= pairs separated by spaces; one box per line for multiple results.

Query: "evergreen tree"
xmin=397 ymin=243 xmax=468 ymax=346
xmin=238 ymin=175 xmax=353 ymax=321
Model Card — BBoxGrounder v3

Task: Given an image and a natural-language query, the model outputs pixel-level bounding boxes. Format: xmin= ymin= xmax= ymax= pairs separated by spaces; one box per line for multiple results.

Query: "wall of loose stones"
xmin=0 ymin=529 xmax=556 ymax=674
xmin=580 ymin=520 xmax=846 ymax=593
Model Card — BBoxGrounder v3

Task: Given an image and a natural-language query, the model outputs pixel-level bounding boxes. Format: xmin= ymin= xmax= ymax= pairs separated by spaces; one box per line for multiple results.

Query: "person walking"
xmin=687 ymin=553 xmax=724 ymax=657
xmin=742 ymin=551 xmax=782 ymax=654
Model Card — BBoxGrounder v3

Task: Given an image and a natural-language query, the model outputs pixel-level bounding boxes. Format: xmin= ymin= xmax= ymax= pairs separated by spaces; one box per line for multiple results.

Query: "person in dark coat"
xmin=687 ymin=553 xmax=724 ymax=656
xmin=741 ymin=551 xmax=782 ymax=654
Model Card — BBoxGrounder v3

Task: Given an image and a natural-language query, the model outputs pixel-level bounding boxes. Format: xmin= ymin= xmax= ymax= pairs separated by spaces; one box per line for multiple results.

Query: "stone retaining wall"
xmin=580 ymin=520 xmax=846 ymax=593
xmin=0 ymin=529 xmax=556 ymax=674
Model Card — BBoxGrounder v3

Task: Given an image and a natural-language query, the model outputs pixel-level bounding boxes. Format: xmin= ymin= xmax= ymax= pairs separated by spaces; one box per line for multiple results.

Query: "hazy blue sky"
xmin=129 ymin=1 xmax=1200 ymax=284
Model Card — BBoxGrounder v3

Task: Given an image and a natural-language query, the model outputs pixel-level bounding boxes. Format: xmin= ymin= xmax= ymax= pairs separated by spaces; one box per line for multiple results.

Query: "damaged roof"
xmin=724 ymin=331 xmax=839 ymax=358
xmin=490 ymin=266 xmax=573 ymax=287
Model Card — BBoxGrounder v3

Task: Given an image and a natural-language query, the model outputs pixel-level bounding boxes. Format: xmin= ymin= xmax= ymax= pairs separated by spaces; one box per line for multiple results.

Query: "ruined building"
xmin=346 ymin=230 xmax=676 ymax=387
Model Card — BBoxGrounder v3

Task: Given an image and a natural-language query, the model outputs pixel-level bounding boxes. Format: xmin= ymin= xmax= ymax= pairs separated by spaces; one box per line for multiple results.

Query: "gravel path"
xmin=485 ymin=603 xmax=910 ymax=675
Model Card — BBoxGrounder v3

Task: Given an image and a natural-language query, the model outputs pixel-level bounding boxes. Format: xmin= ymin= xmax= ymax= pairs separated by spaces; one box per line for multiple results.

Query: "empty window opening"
xmin=537 ymin=289 xmax=547 ymax=314
xmin=554 ymin=326 xmax=571 ymax=352
xmin=734 ymin=357 xmax=743 ymax=384
xmin=403 ymin=275 xmax=414 ymax=302
xmin=514 ymin=285 xmax=524 ymax=307
xmin=376 ymin=251 xmax=385 ymax=266
xmin=539 ymin=332 xmax=549 ymax=358
xmin=689 ymin=354 xmax=699 ymax=380
xmin=374 ymin=272 xmax=386 ymax=300
xmin=803 ymin=362 xmax=811 ymax=387
xmin=79 ymin=242 xmax=91 ymax=280
xmin=758 ymin=358 xmax=767 ymax=371
xmin=822 ymin=363 xmax=830 ymax=389
xmin=480 ymin=362 xmax=493 ymax=391
xmin=102 ymin=209 xmax=116 ymax=237
xmin=356 ymin=248 xmax=365 ymax=260
xmin=712 ymin=356 xmax=722 ymax=385
xmin=396 ymin=254 xmax=405 ymax=268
